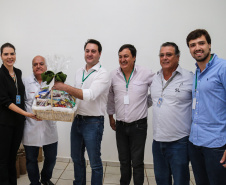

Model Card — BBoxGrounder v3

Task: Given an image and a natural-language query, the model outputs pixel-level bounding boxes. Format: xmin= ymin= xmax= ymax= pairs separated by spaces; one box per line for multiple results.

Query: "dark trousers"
xmin=24 ymin=142 xmax=58 ymax=185
xmin=116 ymin=118 xmax=147 ymax=185
xmin=189 ymin=141 xmax=226 ymax=185
xmin=0 ymin=124 xmax=24 ymax=185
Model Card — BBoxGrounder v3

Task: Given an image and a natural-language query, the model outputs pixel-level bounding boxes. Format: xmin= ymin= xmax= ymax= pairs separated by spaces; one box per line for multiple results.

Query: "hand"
xmin=26 ymin=112 xmax=42 ymax=121
xmin=109 ymin=117 xmax=116 ymax=131
xmin=220 ymin=150 xmax=226 ymax=168
xmin=53 ymin=81 xmax=66 ymax=91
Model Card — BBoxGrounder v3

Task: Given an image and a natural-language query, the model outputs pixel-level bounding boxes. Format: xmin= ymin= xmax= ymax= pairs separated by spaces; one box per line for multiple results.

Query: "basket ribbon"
xmin=41 ymin=71 xmax=67 ymax=85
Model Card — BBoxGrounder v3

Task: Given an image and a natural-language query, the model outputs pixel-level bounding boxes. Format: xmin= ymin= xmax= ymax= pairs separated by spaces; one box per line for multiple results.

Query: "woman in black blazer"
xmin=0 ymin=43 xmax=38 ymax=185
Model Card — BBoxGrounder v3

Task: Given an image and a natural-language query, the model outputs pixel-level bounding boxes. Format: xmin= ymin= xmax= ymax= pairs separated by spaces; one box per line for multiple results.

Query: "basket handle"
xmin=51 ymin=90 xmax=53 ymax=107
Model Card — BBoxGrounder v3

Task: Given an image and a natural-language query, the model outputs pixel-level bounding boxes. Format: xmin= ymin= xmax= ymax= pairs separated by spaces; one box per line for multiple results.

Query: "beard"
xmin=194 ymin=50 xmax=210 ymax=62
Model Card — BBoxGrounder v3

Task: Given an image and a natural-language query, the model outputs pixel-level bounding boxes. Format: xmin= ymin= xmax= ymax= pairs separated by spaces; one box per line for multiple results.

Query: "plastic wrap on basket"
xmin=32 ymin=55 xmax=76 ymax=122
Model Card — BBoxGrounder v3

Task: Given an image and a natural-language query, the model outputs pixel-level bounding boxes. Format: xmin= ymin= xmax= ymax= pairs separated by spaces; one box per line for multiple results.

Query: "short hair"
xmin=118 ymin=44 xmax=137 ymax=58
xmin=186 ymin=29 xmax=211 ymax=47
xmin=84 ymin=39 xmax=102 ymax=53
xmin=1 ymin=43 xmax=16 ymax=55
xmin=160 ymin=42 xmax=180 ymax=56
xmin=32 ymin=55 xmax=47 ymax=67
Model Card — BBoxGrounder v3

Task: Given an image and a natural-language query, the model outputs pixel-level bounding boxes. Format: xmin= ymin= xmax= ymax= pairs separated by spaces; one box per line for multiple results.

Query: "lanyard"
xmin=82 ymin=65 xmax=101 ymax=84
xmin=195 ymin=55 xmax=213 ymax=92
xmin=122 ymin=68 xmax=134 ymax=91
xmin=161 ymin=71 xmax=178 ymax=97
xmin=14 ymin=73 xmax=19 ymax=95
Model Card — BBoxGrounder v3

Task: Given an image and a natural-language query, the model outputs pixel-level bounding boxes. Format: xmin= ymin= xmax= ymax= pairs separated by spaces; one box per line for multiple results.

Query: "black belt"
xmin=76 ymin=114 xmax=104 ymax=119
xmin=117 ymin=117 xmax=147 ymax=126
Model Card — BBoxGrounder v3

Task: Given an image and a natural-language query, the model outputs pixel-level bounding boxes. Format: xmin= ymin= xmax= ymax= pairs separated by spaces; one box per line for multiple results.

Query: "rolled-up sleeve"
xmin=107 ymin=81 xmax=115 ymax=115
xmin=82 ymin=70 xmax=110 ymax=101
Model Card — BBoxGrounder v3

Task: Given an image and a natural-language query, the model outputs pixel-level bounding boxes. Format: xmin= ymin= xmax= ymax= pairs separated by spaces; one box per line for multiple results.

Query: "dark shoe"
xmin=40 ymin=180 xmax=54 ymax=185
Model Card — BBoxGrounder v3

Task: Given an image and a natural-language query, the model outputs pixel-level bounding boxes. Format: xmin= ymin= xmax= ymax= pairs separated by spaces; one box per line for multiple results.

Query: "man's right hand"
xmin=109 ymin=115 xmax=116 ymax=131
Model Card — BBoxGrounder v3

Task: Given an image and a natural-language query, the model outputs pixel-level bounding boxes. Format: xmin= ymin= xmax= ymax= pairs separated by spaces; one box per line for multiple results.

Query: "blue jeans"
xmin=116 ymin=118 xmax=147 ymax=185
xmin=188 ymin=141 xmax=226 ymax=185
xmin=152 ymin=136 xmax=190 ymax=185
xmin=24 ymin=142 xmax=58 ymax=185
xmin=71 ymin=115 xmax=104 ymax=185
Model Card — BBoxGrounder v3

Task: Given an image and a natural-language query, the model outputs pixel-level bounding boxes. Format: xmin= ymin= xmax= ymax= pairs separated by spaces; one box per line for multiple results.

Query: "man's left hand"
xmin=220 ymin=150 xmax=226 ymax=168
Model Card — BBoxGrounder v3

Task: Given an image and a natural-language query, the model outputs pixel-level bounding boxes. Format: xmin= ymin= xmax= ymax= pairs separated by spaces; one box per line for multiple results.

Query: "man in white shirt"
xmin=107 ymin=44 xmax=154 ymax=185
xmin=53 ymin=39 xmax=110 ymax=185
xmin=150 ymin=42 xmax=193 ymax=185
xmin=23 ymin=56 xmax=58 ymax=185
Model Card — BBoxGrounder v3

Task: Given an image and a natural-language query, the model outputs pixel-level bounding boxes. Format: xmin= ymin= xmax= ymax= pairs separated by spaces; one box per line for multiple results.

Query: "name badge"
xmin=124 ymin=95 xmax=129 ymax=104
xmin=192 ymin=97 xmax=196 ymax=109
xmin=16 ymin=95 xmax=21 ymax=104
xmin=157 ymin=98 xmax=163 ymax=107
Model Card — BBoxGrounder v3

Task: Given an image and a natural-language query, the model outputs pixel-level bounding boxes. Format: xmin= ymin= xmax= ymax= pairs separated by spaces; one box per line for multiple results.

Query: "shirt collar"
xmin=27 ymin=73 xmax=40 ymax=84
xmin=116 ymin=64 xmax=137 ymax=75
xmin=83 ymin=62 xmax=101 ymax=73
xmin=195 ymin=53 xmax=215 ymax=69
xmin=157 ymin=65 xmax=182 ymax=75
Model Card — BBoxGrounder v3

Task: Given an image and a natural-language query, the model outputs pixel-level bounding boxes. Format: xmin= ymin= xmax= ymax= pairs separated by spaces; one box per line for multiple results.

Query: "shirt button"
xmin=196 ymin=112 xmax=197 ymax=114
xmin=196 ymin=102 xmax=198 ymax=104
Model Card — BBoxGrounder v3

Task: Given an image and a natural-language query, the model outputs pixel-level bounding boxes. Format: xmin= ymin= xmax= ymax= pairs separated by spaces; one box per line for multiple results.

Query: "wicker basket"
xmin=32 ymin=109 xmax=75 ymax=122
xmin=32 ymin=90 xmax=76 ymax=122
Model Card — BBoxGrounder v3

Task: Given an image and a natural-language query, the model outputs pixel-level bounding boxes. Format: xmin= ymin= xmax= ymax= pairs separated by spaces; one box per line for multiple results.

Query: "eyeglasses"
xmin=159 ymin=53 xmax=174 ymax=58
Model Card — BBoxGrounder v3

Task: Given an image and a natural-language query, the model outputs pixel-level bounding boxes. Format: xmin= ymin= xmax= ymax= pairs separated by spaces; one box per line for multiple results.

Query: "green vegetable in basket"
xmin=41 ymin=71 xmax=67 ymax=85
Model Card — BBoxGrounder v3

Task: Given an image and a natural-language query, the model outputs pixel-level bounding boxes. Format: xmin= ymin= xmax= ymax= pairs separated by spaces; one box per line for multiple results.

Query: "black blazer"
xmin=0 ymin=64 xmax=25 ymax=126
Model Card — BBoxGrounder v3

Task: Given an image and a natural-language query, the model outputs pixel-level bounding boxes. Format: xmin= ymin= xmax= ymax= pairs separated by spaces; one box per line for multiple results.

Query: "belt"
xmin=117 ymin=117 xmax=147 ymax=126
xmin=76 ymin=114 xmax=104 ymax=119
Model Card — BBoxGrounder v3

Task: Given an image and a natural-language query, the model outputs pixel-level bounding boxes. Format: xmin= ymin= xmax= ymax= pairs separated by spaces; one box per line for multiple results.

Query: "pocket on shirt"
xmin=175 ymin=86 xmax=192 ymax=101
xmin=133 ymin=81 xmax=148 ymax=94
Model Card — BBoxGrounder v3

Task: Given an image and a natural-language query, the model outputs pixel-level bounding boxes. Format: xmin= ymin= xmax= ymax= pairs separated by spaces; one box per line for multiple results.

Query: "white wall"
xmin=1 ymin=0 xmax=226 ymax=164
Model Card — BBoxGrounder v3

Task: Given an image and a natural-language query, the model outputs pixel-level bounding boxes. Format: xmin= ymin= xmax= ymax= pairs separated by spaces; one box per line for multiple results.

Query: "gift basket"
xmin=32 ymin=55 xmax=77 ymax=122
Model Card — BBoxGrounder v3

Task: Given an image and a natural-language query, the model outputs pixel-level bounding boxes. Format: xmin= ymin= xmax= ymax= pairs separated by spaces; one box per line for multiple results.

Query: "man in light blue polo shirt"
xmin=186 ymin=29 xmax=226 ymax=185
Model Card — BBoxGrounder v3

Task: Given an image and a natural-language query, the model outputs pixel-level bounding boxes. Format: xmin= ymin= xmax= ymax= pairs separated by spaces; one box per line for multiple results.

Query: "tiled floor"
xmin=17 ymin=160 xmax=196 ymax=185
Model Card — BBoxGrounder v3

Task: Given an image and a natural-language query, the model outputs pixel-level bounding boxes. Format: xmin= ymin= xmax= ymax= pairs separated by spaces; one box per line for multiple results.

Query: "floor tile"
xmin=104 ymin=173 xmax=120 ymax=184
xmin=86 ymin=164 xmax=91 ymax=173
xmin=56 ymin=158 xmax=70 ymax=163
xmin=86 ymin=172 xmax=91 ymax=182
xmin=56 ymin=179 xmax=73 ymax=185
xmin=54 ymin=162 xmax=69 ymax=170
xmin=52 ymin=169 xmax=64 ymax=179
xmin=147 ymin=176 xmax=157 ymax=185
xmin=65 ymin=163 xmax=74 ymax=171
xmin=190 ymin=178 xmax=196 ymax=185
xmin=17 ymin=175 xmax=31 ymax=185
xmin=145 ymin=168 xmax=155 ymax=177
xmin=106 ymin=161 xmax=120 ymax=167
xmin=61 ymin=170 xmax=74 ymax=180
xmin=51 ymin=178 xmax=58 ymax=184
xmin=105 ymin=166 xmax=120 ymax=175
xmin=190 ymin=170 xmax=195 ymax=179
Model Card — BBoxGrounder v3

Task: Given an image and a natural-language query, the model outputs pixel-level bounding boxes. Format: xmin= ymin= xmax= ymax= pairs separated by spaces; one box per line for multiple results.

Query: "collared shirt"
xmin=150 ymin=65 xmax=193 ymax=142
xmin=74 ymin=62 xmax=110 ymax=116
xmin=22 ymin=74 xmax=58 ymax=147
xmin=107 ymin=65 xmax=155 ymax=123
xmin=189 ymin=54 xmax=226 ymax=148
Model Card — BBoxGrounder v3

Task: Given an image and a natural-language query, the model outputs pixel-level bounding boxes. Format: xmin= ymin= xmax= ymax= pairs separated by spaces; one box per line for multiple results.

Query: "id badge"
xmin=157 ymin=97 xmax=163 ymax=107
xmin=192 ymin=97 xmax=196 ymax=109
xmin=16 ymin=95 xmax=21 ymax=104
xmin=124 ymin=95 xmax=129 ymax=104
